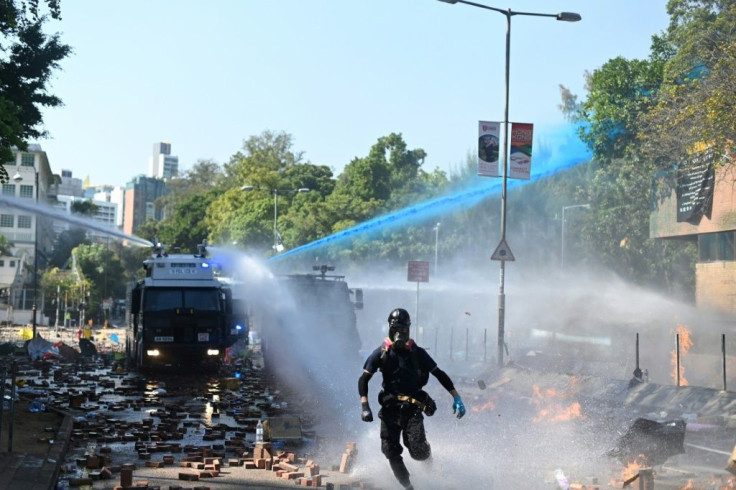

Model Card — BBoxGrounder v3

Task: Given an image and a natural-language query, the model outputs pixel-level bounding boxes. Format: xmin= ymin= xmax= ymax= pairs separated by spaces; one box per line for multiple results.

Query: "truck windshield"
xmin=144 ymin=288 xmax=221 ymax=312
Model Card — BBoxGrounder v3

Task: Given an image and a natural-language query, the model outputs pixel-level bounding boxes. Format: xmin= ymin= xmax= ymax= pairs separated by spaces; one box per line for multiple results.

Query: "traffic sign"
xmin=407 ymin=260 xmax=430 ymax=282
xmin=491 ymin=239 xmax=515 ymax=261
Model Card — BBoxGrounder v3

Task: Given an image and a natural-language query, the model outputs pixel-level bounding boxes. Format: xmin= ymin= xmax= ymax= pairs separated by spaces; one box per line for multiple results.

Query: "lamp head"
xmin=240 ymin=185 xmax=254 ymax=192
xmin=437 ymin=0 xmax=459 ymax=3
xmin=557 ymin=12 xmax=581 ymax=22
xmin=12 ymin=172 xmax=21 ymax=183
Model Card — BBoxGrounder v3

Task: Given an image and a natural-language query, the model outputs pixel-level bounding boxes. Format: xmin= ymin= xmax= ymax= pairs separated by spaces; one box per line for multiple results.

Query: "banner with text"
xmin=478 ymin=121 xmax=500 ymax=177
xmin=509 ymin=122 xmax=533 ymax=180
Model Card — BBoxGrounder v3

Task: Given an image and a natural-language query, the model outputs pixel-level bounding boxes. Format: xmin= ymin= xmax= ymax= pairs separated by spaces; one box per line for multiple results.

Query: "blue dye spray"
xmin=270 ymin=124 xmax=591 ymax=262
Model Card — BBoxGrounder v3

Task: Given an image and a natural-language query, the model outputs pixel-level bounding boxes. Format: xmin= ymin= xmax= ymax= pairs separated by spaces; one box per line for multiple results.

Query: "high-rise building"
xmin=148 ymin=142 xmax=179 ymax=180
xmin=123 ymin=175 xmax=168 ymax=235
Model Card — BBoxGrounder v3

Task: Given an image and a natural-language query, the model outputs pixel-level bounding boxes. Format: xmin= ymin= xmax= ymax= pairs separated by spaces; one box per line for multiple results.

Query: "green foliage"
xmin=0 ymin=233 xmax=13 ymax=256
xmin=0 ymin=1 xmax=70 ymax=183
xmin=576 ymin=56 xmax=664 ymax=163
xmin=555 ymin=0 xmax=725 ymax=297
xmin=638 ymin=1 xmax=736 ymax=166
xmin=49 ymin=228 xmax=89 ymax=268
xmin=70 ymin=199 xmax=99 ymax=216
xmin=72 ymin=243 xmax=127 ymax=316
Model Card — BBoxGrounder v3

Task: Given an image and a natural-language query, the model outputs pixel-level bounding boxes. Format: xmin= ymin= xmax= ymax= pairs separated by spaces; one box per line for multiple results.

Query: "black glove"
xmin=361 ymin=401 xmax=373 ymax=422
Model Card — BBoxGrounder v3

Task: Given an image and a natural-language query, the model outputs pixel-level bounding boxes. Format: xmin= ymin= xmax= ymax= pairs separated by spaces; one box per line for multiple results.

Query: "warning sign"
xmin=491 ymin=239 xmax=515 ymax=261
xmin=407 ymin=260 xmax=430 ymax=282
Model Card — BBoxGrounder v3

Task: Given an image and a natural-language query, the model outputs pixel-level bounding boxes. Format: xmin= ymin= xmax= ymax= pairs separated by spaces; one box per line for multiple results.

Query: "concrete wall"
xmin=697 ymin=261 xmax=736 ymax=315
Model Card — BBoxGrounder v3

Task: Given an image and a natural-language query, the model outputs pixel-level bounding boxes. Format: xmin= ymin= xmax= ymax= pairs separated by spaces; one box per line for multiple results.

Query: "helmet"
xmin=388 ymin=308 xmax=411 ymax=328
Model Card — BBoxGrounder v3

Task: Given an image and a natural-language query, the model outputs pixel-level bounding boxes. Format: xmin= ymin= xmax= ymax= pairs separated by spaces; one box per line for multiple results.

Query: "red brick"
xmin=121 ymin=468 xmax=133 ymax=487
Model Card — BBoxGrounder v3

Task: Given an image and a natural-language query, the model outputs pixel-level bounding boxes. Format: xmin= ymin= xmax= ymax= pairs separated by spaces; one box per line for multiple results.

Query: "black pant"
xmin=379 ymin=402 xmax=431 ymax=487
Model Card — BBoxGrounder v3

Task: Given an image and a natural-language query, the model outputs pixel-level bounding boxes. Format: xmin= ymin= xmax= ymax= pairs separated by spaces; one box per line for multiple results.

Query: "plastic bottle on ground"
xmin=256 ymin=419 xmax=264 ymax=443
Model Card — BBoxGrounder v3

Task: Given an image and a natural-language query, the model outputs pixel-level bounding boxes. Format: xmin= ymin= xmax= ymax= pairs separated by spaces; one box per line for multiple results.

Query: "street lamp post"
xmin=437 ymin=0 xmax=581 ymax=368
xmin=12 ymin=169 xmax=39 ymax=338
xmin=433 ymin=222 xmax=440 ymax=276
xmin=561 ymin=204 xmax=590 ymax=270
xmin=241 ymin=186 xmax=310 ymax=254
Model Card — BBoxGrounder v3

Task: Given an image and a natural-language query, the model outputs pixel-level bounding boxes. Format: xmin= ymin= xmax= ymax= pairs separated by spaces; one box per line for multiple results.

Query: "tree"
xmin=329 ymin=133 xmax=429 ymax=227
xmin=141 ymin=160 xmax=227 ymax=251
xmin=72 ymin=243 xmax=126 ymax=321
xmin=558 ymin=5 xmax=699 ymax=296
xmin=0 ymin=0 xmax=70 ymax=183
xmin=49 ymin=228 xmax=88 ymax=268
xmin=573 ymin=56 xmax=664 ymax=163
xmin=638 ymin=1 xmax=736 ymax=167
xmin=70 ymin=200 xmax=99 ymax=216
xmin=208 ymin=131 xmax=322 ymax=253
xmin=0 ymin=234 xmax=13 ymax=256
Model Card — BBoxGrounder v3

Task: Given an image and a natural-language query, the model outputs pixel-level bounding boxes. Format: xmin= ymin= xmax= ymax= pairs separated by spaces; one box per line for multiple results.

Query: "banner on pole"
xmin=509 ymin=122 xmax=533 ymax=180
xmin=478 ymin=121 xmax=500 ymax=177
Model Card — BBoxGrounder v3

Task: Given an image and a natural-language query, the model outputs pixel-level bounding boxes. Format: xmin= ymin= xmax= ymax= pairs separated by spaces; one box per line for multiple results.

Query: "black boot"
xmin=388 ymin=456 xmax=411 ymax=488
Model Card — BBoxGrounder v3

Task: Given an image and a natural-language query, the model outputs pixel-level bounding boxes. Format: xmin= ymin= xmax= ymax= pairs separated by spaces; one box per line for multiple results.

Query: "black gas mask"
xmin=387 ymin=308 xmax=412 ymax=349
xmin=389 ymin=325 xmax=411 ymax=349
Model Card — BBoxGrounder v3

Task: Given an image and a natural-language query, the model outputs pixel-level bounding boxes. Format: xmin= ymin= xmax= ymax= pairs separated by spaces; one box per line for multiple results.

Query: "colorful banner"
xmin=509 ymin=122 xmax=533 ymax=180
xmin=478 ymin=121 xmax=500 ymax=177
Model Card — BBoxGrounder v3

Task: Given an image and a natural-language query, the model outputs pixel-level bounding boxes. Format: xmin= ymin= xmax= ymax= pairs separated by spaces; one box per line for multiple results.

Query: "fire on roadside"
xmin=531 ymin=385 xmax=582 ymax=423
xmin=620 ymin=458 xmax=644 ymax=483
xmin=670 ymin=324 xmax=694 ymax=386
xmin=471 ymin=394 xmax=497 ymax=412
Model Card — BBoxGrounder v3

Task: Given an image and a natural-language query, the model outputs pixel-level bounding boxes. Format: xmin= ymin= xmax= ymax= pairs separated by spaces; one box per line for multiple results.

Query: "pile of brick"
xmin=237 ymin=441 xmax=324 ymax=487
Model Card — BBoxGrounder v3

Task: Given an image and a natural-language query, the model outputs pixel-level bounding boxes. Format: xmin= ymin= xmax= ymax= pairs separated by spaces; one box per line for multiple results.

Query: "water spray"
xmin=0 ymin=195 xmax=152 ymax=247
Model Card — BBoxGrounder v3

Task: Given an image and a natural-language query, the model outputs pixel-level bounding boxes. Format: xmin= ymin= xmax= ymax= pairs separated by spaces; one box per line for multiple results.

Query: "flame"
xmin=531 ymin=385 xmax=582 ymax=423
xmin=670 ymin=324 xmax=694 ymax=385
xmin=679 ymin=479 xmax=707 ymax=489
xmin=471 ymin=394 xmax=497 ymax=412
xmin=621 ymin=459 xmax=643 ymax=482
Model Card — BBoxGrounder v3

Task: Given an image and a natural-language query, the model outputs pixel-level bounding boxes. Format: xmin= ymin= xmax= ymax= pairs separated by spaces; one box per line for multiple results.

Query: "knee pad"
xmin=408 ymin=440 xmax=431 ymax=461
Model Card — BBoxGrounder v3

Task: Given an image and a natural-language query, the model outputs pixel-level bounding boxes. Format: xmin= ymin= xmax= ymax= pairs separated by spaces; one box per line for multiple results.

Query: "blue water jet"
xmin=270 ymin=124 xmax=591 ymax=263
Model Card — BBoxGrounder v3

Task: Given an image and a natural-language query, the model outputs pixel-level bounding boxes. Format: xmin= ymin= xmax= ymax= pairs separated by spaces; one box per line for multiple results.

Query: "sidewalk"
xmin=0 ymin=407 xmax=72 ymax=490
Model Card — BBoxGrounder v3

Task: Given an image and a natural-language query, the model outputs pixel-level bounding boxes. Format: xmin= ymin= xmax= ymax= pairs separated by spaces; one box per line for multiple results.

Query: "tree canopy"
xmin=0 ymin=0 xmax=70 ymax=183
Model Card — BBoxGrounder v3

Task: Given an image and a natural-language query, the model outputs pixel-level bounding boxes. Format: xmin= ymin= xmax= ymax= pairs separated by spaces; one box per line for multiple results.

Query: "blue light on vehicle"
xmin=201 ymin=262 xmax=210 ymax=268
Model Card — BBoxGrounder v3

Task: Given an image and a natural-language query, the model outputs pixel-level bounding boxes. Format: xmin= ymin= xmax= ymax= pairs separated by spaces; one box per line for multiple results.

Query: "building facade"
xmin=57 ymin=169 xmax=84 ymax=197
xmin=123 ymin=175 xmax=168 ymax=236
xmin=55 ymin=195 xmax=119 ymax=241
xmin=0 ymin=145 xmax=56 ymax=324
xmin=650 ymin=162 xmax=736 ymax=316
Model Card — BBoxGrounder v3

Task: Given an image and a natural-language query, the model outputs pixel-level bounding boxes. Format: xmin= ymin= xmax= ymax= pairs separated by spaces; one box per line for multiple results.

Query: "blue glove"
xmin=452 ymin=395 xmax=466 ymax=419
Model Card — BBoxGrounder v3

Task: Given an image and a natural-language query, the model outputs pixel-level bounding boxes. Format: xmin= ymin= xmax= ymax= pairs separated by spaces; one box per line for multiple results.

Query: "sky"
xmin=37 ymin=0 xmax=671 ymax=188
